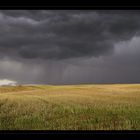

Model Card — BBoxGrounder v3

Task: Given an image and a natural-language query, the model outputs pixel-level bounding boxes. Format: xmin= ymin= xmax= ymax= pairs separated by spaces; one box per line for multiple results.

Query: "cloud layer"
xmin=0 ymin=10 xmax=140 ymax=84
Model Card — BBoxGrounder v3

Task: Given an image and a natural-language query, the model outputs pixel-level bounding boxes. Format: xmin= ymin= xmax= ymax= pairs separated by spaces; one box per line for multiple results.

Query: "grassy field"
xmin=0 ymin=84 xmax=140 ymax=130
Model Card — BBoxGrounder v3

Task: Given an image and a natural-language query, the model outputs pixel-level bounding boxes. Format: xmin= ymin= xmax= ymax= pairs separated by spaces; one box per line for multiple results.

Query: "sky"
xmin=0 ymin=10 xmax=140 ymax=85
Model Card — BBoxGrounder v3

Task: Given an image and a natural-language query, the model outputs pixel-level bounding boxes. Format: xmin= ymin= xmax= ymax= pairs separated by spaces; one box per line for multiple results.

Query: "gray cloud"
xmin=0 ymin=10 xmax=140 ymax=60
xmin=0 ymin=10 xmax=140 ymax=84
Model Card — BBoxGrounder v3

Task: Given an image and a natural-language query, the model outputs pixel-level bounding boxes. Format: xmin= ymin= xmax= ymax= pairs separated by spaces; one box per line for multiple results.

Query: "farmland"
xmin=0 ymin=84 xmax=140 ymax=130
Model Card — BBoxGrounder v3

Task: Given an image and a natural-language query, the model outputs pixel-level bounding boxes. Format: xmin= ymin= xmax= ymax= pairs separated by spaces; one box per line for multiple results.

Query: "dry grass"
xmin=0 ymin=84 xmax=140 ymax=130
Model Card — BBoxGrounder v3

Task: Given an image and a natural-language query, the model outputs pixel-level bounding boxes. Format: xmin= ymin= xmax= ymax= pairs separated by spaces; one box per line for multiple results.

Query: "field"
xmin=0 ymin=84 xmax=140 ymax=130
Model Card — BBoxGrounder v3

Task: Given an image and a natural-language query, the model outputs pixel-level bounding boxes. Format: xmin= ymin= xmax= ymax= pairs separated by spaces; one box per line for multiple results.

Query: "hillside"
xmin=0 ymin=84 xmax=140 ymax=130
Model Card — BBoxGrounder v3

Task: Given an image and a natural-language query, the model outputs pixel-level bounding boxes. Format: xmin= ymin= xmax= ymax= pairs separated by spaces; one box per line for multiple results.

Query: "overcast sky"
xmin=0 ymin=10 xmax=140 ymax=85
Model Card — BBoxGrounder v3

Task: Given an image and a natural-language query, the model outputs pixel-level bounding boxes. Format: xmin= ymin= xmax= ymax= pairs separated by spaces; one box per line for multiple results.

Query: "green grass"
xmin=0 ymin=84 xmax=140 ymax=130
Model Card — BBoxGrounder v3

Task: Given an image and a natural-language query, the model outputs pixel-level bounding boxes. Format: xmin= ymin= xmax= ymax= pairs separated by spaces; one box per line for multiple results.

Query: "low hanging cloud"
xmin=0 ymin=79 xmax=17 ymax=86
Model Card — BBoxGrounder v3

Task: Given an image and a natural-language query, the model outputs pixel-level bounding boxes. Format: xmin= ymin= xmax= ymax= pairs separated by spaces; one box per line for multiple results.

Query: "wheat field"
xmin=0 ymin=84 xmax=140 ymax=130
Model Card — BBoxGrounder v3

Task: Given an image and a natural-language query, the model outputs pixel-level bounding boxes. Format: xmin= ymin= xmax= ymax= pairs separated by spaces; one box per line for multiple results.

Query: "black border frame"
xmin=0 ymin=130 xmax=140 ymax=139
xmin=0 ymin=4 xmax=140 ymax=140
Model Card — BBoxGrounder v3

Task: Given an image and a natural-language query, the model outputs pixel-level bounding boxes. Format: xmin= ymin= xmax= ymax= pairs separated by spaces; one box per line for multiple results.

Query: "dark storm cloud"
xmin=0 ymin=10 xmax=140 ymax=84
xmin=0 ymin=10 xmax=140 ymax=60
